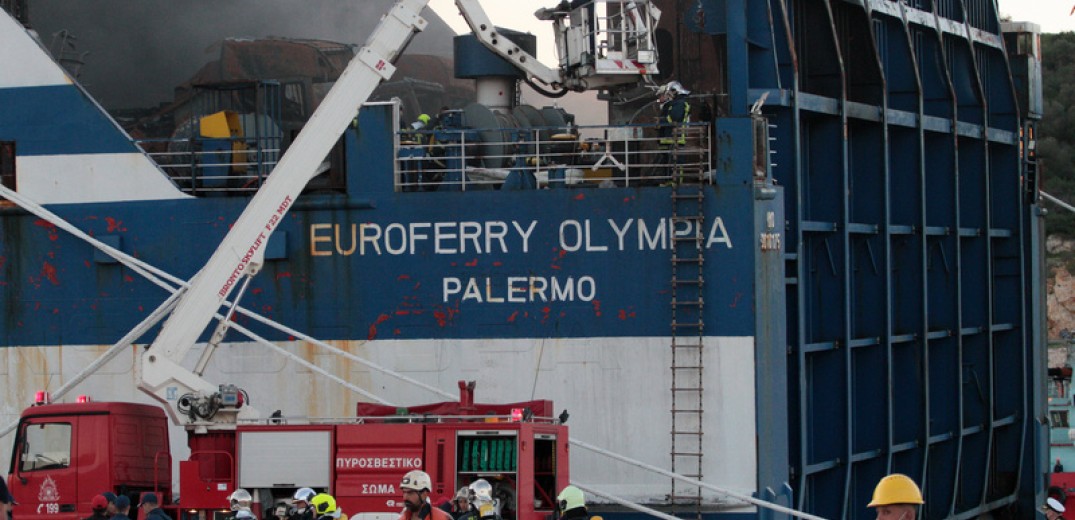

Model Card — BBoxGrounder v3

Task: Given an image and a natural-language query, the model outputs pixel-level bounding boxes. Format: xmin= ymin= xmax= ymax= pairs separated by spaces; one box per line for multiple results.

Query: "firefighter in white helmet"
xmin=867 ymin=474 xmax=923 ymax=520
xmin=291 ymin=488 xmax=317 ymax=520
xmin=399 ymin=470 xmax=451 ymax=520
xmin=463 ymin=479 xmax=500 ymax=520
xmin=227 ymin=489 xmax=256 ymax=520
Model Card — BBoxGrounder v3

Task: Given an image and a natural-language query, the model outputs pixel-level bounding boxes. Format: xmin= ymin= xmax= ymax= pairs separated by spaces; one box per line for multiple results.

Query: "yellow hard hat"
xmin=311 ymin=493 xmax=337 ymax=515
xmin=868 ymin=474 xmax=924 ymax=507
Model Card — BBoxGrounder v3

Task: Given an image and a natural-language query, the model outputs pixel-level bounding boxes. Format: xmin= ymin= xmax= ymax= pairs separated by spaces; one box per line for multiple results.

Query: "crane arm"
xmin=453 ymin=0 xmax=569 ymax=89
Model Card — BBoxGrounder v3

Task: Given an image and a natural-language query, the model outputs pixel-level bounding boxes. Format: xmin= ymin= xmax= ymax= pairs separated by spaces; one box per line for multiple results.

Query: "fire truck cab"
xmin=8 ymin=400 xmax=172 ymax=520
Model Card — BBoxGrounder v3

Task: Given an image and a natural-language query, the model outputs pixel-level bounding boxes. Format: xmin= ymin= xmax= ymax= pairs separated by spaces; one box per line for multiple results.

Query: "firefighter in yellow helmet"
xmin=867 ymin=474 xmax=923 ymax=520
xmin=555 ymin=486 xmax=601 ymax=520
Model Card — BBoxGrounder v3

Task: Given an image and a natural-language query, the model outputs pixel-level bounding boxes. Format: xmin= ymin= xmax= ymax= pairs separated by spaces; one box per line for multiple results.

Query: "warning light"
xmin=76 ymin=395 xmax=92 ymax=403
xmin=510 ymin=408 xmax=523 ymax=422
xmin=34 ymin=391 xmax=50 ymax=405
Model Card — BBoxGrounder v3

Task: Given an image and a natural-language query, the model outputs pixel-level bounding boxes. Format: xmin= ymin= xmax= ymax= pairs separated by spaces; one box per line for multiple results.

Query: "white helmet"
xmin=658 ymin=81 xmax=689 ymax=99
xmin=228 ymin=489 xmax=252 ymax=511
xmin=293 ymin=488 xmax=317 ymax=504
xmin=670 ymin=81 xmax=690 ymax=95
xmin=468 ymin=479 xmax=493 ymax=502
xmin=400 ymin=470 xmax=432 ymax=492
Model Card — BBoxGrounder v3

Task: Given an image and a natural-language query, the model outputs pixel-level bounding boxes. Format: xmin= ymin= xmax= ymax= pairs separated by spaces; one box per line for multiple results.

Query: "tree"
xmin=1040 ymin=32 xmax=1075 ymax=238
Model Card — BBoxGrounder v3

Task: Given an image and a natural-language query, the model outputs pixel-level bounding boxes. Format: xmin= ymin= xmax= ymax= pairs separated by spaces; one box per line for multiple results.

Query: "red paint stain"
xmin=83 ymin=260 xmax=91 ymax=268
xmin=47 ymin=251 xmax=55 ymax=259
xmin=276 ymin=272 xmax=292 ymax=280
xmin=262 ymin=305 xmax=273 ymax=312
xmin=34 ymin=220 xmax=59 ymax=241
xmin=394 ymin=329 xmax=401 ymax=335
xmin=730 ymin=292 xmax=742 ymax=308
xmin=105 ymin=217 xmax=126 ymax=233
xmin=433 ymin=305 xmax=460 ymax=327
xmin=368 ymin=313 xmax=391 ymax=340
xmin=413 ymin=282 xmax=422 ymax=290
xmin=618 ymin=310 xmax=627 ymax=320
xmin=574 ymin=193 xmax=586 ymax=201
xmin=0 ymin=256 xmax=5 ymax=269
xmin=123 ymin=275 xmax=134 ymax=283
xmin=592 ymin=300 xmax=602 ymax=317
xmin=396 ymin=310 xmax=411 ymax=316
xmin=450 ymin=262 xmax=458 ymax=267
xmin=52 ymin=308 xmax=60 ymax=314
xmin=507 ymin=311 xmax=518 ymax=323
xmin=138 ymin=305 xmax=144 ymax=312
xmin=465 ymin=258 xmax=478 ymax=267
xmin=33 ymin=302 xmax=41 ymax=310
xmin=493 ymin=261 xmax=503 ymax=267
xmin=251 ymin=288 xmax=263 ymax=295
xmin=398 ymin=274 xmax=411 ymax=281
xmin=41 ymin=262 xmax=59 ymax=285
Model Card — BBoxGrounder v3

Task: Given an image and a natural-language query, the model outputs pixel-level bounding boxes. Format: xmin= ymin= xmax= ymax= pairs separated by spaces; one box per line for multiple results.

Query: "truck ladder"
xmin=668 ymin=125 xmax=708 ymax=518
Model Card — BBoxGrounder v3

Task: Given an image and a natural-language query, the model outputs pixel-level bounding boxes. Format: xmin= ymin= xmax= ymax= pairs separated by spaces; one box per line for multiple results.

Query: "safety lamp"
xmin=510 ymin=408 xmax=523 ymax=422
xmin=76 ymin=395 xmax=92 ymax=403
xmin=34 ymin=391 xmax=49 ymax=405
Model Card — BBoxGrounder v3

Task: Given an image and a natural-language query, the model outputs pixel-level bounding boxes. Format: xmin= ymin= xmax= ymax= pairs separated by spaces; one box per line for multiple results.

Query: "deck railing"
xmin=394 ymin=122 xmax=711 ymax=192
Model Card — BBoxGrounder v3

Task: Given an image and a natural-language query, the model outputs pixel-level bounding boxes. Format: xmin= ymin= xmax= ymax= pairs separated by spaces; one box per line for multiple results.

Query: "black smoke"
xmin=28 ymin=0 xmax=458 ymax=110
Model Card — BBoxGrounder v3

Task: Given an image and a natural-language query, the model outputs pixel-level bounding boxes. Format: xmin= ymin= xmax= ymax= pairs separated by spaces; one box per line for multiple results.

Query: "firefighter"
xmin=84 ymin=495 xmax=110 ymax=520
xmin=653 ymin=81 xmax=691 ymax=185
xmin=448 ymin=488 xmax=471 ymax=519
xmin=1044 ymin=497 xmax=1066 ymax=520
xmin=398 ymin=470 xmax=450 ymax=520
xmin=656 ymin=81 xmax=691 ymax=148
xmin=466 ymin=480 xmax=499 ymax=520
xmin=555 ymin=486 xmax=599 ymax=520
xmin=228 ymin=489 xmax=255 ymax=520
xmin=310 ymin=494 xmax=345 ymax=520
xmin=867 ymin=474 xmax=923 ymax=520
xmin=290 ymin=488 xmax=317 ymax=520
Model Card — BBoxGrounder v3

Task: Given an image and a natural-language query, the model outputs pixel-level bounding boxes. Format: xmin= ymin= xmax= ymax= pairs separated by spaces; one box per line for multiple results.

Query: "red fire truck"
xmin=7 ymin=382 xmax=568 ymax=520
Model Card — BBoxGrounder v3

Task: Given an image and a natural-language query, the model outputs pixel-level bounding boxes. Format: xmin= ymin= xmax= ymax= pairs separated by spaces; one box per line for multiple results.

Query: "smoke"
xmin=29 ymin=0 xmax=458 ymax=110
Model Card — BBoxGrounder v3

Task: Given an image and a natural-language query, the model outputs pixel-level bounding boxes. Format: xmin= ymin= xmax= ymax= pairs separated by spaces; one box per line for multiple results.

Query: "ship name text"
xmin=308 ymin=217 xmax=732 ymax=256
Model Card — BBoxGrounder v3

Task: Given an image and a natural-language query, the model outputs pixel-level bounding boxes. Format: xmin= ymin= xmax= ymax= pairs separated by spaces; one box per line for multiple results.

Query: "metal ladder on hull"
xmin=668 ymin=126 xmax=707 ymax=519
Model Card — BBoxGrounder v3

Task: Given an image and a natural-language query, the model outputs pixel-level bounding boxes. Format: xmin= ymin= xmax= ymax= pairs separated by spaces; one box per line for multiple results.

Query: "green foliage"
xmin=1041 ymin=33 xmax=1075 ymax=238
